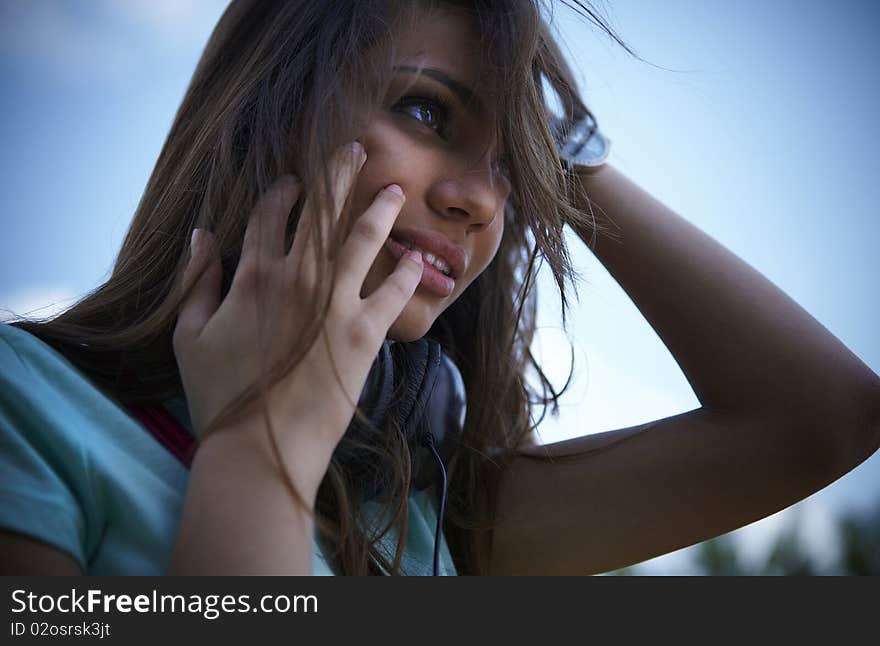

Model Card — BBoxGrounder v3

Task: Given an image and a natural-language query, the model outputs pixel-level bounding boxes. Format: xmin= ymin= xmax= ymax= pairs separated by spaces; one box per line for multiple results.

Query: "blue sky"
xmin=1 ymin=1 xmax=877 ymax=573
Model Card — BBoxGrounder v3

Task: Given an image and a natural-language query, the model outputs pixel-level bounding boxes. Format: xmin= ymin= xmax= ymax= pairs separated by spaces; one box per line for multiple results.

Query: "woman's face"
xmin=349 ymin=7 xmax=511 ymax=341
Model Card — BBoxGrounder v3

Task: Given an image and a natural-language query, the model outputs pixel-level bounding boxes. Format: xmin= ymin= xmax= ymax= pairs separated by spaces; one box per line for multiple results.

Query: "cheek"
xmin=471 ymin=216 xmax=504 ymax=277
xmin=445 ymin=216 xmax=503 ymax=303
xmin=354 ymin=121 xmax=426 ymax=200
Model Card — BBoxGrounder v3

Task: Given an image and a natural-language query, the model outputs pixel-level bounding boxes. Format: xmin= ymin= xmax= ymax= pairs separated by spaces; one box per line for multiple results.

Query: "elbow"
xmin=833 ymin=378 xmax=880 ymax=475
xmin=799 ymin=378 xmax=880 ymax=481
xmin=865 ymin=379 xmax=880 ymax=458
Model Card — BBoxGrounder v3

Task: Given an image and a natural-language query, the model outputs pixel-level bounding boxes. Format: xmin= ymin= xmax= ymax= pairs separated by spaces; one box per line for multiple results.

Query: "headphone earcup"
xmin=334 ymin=339 xmax=465 ymax=501
xmin=410 ymin=350 xmax=465 ymax=490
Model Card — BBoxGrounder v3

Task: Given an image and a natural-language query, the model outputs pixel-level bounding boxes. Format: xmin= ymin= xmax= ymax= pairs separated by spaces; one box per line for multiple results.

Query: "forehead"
xmin=394 ymin=6 xmax=484 ymax=89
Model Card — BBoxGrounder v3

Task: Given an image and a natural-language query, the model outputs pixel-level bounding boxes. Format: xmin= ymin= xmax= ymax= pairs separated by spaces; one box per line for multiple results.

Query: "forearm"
xmin=573 ymin=165 xmax=879 ymax=426
xmin=168 ymin=417 xmax=336 ymax=575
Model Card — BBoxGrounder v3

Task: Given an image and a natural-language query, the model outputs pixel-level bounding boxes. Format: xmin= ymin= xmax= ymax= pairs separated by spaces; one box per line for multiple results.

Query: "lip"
xmin=385 ymin=237 xmax=455 ymax=297
xmin=387 ymin=226 xmax=467 ymax=280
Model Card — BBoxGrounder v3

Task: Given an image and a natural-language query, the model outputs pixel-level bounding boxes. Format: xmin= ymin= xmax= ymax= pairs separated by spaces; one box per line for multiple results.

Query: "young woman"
xmin=0 ymin=0 xmax=877 ymax=576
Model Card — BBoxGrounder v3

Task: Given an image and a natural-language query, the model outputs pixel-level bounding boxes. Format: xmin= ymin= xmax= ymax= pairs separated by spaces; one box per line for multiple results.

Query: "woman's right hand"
xmin=171 ymin=142 xmax=423 ymax=472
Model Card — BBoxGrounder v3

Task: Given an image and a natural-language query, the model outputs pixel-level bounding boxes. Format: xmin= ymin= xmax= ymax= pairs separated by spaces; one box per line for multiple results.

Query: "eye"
xmin=393 ymin=94 xmax=451 ymax=139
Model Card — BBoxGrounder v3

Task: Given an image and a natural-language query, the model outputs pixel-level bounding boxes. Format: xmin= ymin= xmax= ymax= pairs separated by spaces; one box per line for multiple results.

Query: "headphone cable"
xmin=424 ymin=433 xmax=448 ymax=576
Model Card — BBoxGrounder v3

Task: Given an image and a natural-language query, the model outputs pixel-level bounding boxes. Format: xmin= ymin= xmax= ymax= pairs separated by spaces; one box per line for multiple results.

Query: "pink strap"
xmin=127 ymin=402 xmax=196 ymax=469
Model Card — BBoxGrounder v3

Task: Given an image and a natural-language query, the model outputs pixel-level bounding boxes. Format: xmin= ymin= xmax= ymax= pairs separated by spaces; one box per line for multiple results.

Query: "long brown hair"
xmin=11 ymin=0 xmax=628 ymax=574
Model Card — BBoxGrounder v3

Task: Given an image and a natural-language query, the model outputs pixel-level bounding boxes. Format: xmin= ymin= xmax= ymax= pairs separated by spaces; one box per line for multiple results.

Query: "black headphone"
xmin=335 ymin=337 xmax=464 ymax=499
xmin=333 ymin=338 xmax=466 ymax=574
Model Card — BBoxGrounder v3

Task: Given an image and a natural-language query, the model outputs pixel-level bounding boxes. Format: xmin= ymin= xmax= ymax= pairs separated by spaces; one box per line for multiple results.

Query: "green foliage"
xmin=693 ymin=505 xmax=880 ymax=576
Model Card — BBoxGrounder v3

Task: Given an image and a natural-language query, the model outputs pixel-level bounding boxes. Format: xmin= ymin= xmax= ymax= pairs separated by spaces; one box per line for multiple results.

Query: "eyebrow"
xmin=392 ymin=65 xmax=484 ymax=116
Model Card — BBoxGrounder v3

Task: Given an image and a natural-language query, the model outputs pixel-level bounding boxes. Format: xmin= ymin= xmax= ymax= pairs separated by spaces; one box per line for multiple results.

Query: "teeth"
xmin=395 ymin=239 xmax=452 ymax=277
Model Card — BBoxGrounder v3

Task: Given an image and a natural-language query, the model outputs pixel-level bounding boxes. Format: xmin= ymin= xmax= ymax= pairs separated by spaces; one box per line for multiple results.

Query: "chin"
xmin=386 ymin=293 xmax=445 ymax=342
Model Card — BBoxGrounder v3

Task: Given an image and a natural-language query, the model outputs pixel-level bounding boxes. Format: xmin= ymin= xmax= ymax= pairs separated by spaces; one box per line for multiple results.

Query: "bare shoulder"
xmin=0 ymin=529 xmax=84 ymax=575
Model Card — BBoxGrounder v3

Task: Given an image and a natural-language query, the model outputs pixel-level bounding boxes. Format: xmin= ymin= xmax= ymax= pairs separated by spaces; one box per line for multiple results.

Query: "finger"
xmin=335 ymin=185 xmax=406 ymax=296
xmin=174 ymin=229 xmax=222 ymax=349
xmin=362 ymin=249 xmax=423 ymax=330
xmin=287 ymin=142 xmax=366 ymax=284
xmin=240 ymin=174 xmax=300 ymax=263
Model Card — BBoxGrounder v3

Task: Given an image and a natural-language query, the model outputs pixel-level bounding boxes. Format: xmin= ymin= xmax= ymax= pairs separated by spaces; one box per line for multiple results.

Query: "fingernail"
xmin=406 ymin=250 xmax=422 ymax=264
xmin=349 ymin=141 xmax=366 ymax=167
xmin=190 ymin=228 xmax=202 ymax=258
xmin=385 ymin=184 xmax=404 ymax=197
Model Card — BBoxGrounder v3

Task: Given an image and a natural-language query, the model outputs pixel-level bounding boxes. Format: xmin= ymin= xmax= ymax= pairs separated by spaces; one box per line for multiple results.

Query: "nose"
xmin=425 ymin=163 xmax=510 ymax=234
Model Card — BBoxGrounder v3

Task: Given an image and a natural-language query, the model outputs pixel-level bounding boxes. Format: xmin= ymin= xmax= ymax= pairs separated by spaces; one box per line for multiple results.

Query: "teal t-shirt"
xmin=0 ymin=323 xmax=456 ymax=575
